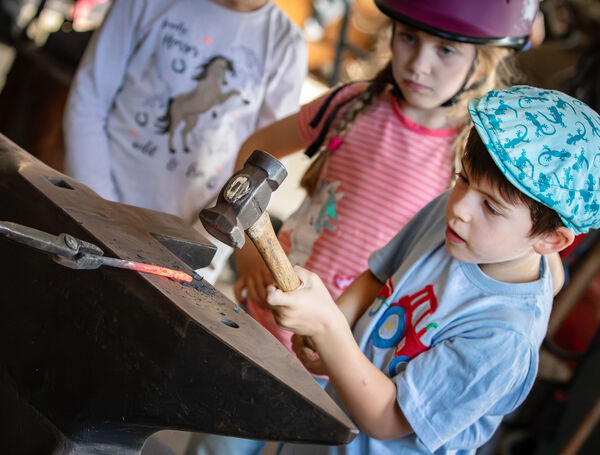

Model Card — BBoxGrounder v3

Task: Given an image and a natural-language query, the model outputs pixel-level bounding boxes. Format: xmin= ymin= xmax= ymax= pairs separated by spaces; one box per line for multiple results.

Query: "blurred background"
xmin=0 ymin=1 xmax=598 ymax=454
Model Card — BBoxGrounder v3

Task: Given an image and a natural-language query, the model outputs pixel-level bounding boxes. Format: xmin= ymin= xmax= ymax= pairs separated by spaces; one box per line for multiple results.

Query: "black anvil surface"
xmin=0 ymin=135 xmax=357 ymax=454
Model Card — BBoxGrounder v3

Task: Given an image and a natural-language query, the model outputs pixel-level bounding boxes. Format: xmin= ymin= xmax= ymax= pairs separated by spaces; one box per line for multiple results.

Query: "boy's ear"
xmin=533 ymin=226 xmax=575 ymax=255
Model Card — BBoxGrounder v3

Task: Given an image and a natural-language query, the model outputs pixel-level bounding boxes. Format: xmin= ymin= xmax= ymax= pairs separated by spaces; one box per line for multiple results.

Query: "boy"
xmin=63 ymin=0 xmax=307 ymax=283
xmin=266 ymin=85 xmax=600 ymax=454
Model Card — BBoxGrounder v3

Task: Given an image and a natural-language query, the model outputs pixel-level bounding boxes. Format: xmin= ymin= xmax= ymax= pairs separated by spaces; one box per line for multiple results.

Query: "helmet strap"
xmin=389 ymin=23 xmax=404 ymax=100
xmin=440 ymin=51 xmax=483 ymax=107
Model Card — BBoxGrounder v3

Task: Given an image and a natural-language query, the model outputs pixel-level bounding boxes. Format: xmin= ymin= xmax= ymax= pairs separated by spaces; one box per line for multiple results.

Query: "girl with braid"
xmin=230 ymin=0 xmax=542 ymax=356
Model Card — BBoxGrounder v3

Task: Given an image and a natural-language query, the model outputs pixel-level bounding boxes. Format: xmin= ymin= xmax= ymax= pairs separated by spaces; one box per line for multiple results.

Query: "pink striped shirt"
xmin=246 ymin=83 xmax=459 ymax=352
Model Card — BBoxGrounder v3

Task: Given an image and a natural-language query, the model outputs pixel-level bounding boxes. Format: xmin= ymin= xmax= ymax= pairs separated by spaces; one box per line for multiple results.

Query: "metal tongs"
xmin=0 ymin=221 xmax=194 ymax=282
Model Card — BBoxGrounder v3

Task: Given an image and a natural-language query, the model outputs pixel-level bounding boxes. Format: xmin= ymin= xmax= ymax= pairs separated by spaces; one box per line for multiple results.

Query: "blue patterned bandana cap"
xmin=468 ymin=85 xmax=600 ymax=234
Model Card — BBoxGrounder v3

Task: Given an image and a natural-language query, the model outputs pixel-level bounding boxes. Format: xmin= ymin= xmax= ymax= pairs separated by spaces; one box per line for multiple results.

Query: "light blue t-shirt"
xmin=281 ymin=191 xmax=553 ymax=455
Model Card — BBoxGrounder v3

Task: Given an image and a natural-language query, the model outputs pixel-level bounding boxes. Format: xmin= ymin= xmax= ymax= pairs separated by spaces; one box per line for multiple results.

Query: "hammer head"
xmin=199 ymin=150 xmax=287 ymax=248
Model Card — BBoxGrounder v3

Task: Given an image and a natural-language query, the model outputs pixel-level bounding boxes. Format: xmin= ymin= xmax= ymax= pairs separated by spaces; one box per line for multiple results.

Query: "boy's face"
xmin=445 ymin=163 xmax=542 ymax=278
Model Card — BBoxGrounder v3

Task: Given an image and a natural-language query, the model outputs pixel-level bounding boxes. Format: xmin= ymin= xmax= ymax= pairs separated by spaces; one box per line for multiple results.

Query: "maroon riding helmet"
xmin=374 ymin=0 xmax=539 ymax=49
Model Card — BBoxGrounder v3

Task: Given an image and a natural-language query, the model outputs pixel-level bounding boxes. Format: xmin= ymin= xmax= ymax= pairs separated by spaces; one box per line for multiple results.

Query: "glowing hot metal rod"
xmin=0 ymin=221 xmax=194 ymax=283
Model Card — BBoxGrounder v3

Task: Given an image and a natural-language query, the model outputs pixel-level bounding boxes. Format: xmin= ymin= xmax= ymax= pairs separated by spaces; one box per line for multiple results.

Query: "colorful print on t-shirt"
xmin=370 ymin=280 xmax=439 ymax=376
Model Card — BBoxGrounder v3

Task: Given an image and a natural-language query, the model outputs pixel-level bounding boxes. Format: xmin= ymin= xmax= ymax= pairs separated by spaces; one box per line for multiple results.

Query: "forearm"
xmin=268 ymin=267 xmax=411 ymax=439
xmin=336 ymin=270 xmax=384 ymax=327
xmin=312 ymin=320 xmax=412 ymax=440
xmin=234 ymin=114 xmax=304 ymax=171
xmin=63 ymin=0 xmax=140 ymax=201
xmin=63 ymin=95 xmax=117 ymax=200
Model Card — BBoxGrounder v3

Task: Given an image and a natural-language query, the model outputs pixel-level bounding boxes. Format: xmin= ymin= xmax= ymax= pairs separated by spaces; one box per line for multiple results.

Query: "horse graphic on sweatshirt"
xmin=156 ymin=55 xmax=249 ymax=153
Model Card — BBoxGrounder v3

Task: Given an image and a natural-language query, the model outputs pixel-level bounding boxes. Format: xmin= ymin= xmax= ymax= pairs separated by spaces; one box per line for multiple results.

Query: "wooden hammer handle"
xmin=246 ymin=211 xmax=301 ymax=292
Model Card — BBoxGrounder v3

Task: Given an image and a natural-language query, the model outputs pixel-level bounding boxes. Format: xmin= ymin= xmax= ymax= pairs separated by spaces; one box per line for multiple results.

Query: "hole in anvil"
xmin=46 ymin=176 xmax=74 ymax=190
xmin=220 ymin=318 xmax=239 ymax=328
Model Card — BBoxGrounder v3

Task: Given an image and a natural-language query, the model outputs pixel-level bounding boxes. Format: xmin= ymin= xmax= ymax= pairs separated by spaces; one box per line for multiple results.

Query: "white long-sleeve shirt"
xmin=64 ymin=0 xmax=306 ymax=222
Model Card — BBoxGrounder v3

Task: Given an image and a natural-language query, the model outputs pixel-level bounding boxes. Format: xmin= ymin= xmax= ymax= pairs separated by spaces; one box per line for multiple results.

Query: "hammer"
xmin=199 ymin=150 xmax=301 ymax=292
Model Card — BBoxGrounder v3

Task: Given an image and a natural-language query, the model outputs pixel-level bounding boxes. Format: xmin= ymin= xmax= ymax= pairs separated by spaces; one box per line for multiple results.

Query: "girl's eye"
xmin=399 ymin=32 xmax=416 ymax=44
xmin=439 ymin=46 xmax=456 ymax=56
xmin=484 ymin=200 xmax=499 ymax=216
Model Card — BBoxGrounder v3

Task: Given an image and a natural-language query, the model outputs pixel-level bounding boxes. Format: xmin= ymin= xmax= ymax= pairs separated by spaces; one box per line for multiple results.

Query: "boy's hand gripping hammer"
xmin=199 ymin=150 xmax=301 ymax=292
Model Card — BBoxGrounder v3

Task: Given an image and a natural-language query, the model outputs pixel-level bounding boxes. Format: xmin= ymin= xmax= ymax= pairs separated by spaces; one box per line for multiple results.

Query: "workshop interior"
xmin=0 ymin=0 xmax=598 ymax=454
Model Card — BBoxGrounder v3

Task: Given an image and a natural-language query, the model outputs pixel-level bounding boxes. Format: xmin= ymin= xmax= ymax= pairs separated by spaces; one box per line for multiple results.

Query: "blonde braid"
xmin=300 ymin=63 xmax=395 ymax=196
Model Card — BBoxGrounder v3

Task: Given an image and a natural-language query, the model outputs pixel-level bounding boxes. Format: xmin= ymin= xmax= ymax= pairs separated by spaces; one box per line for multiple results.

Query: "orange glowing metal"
xmin=123 ymin=261 xmax=193 ymax=283
xmin=0 ymin=221 xmax=195 ymax=283
xmin=99 ymin=257 xmax=193 ymax=283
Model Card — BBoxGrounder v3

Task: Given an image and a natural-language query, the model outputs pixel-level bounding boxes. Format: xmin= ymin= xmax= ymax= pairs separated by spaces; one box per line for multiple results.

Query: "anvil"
xmin=0 ymin=135 xmax=357 ymax=454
